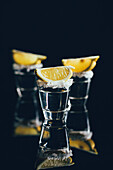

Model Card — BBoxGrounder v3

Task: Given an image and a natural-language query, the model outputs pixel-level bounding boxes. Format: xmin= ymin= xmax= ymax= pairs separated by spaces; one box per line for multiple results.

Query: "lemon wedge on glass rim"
xmin=62 ymin=55 xmax=100 ymax=73
xmin=12 ymin=49 xmax=47 ymax=66
xmin=35 ymin=66 xmax=73 ymax=82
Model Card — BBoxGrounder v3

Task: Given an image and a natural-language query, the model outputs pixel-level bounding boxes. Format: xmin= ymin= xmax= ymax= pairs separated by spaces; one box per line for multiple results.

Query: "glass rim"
xmin=12 ymin=63 xmax=43 ymax=72
xmin=73 ymin=71 xmax=94 ymax=79
xmin=73 ymin=79 xmax=91 ymax=83
xmin=13 ymin=70 xmax=35 ymax=75
xmin=39 ymin=89 xmax=69 ymax=93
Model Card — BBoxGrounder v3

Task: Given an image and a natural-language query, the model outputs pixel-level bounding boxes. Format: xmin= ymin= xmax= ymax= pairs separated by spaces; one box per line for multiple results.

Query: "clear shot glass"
xmin=67 ymin=71 xmax=94 ymax=139
xmin=37 ymin=80 xmax=72 ymax=156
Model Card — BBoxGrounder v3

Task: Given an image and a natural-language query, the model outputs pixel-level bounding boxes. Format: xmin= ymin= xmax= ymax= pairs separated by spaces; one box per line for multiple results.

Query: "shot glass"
xmin=37 ymin=80 xmax=72 ymax=156
xmin=68 ymin=71 xmax=94 ymax=138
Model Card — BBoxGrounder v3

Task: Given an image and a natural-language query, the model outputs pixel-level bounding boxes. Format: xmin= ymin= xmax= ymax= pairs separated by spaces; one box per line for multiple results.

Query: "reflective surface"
xmin=3 ymin=72 xmax=112 ymax=170
xmin=4 ymin=134 xmax=100 ymax=170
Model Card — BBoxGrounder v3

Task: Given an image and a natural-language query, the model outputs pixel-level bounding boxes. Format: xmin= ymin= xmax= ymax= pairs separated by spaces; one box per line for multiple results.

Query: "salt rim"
xmin=69 ymin=130 xmax=93 ymax=140
xmin=73 ymin=70 xmax=94 ymax=79
xmin=47 ymin=149 xmax=73 ymax=160
xmin=13 ymin=63 xmax=43 ymax=72
xmin=37 ymin=79 xmax=73 ymax=89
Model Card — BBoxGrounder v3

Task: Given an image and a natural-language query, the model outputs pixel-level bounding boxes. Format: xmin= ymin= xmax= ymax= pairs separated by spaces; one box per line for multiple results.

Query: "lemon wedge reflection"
xmin=14 ymin=125 xmax=38 ymax=135
xmin=69 ymin=138 xmax=98 ymax=154
xmin=37 ymin=156 xmax=74 ymax=169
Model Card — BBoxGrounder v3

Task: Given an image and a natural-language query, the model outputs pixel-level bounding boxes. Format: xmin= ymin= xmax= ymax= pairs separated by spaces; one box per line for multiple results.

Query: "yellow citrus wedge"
xmin=36 ymin=126 xmax=41 ymax=132
xmin=14 ymin=126 xmax=38 ymax=135
xmin=69 ymin=139 xmax=90 ymax=151
xmin=37 ymin=156 xmax=73 ymax=169
xmin=62 ymin=55 xmax=100 ymax=73
xmin=35 ymin=66 xmax=73 ymax=82
xmin=12 ymin=49 xmax=47 ymax=65
xmin=88 ymin=139 xmax=95 ymax=149
xmin=69 ymin=138 xmax=98 ymax=154
xmin=43 ymin=130 xmax=50 ymax=139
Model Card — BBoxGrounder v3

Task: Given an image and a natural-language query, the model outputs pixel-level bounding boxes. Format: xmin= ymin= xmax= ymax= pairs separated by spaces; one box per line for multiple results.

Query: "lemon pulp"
xmin=35 ymin=66 xmax=73 ymax=82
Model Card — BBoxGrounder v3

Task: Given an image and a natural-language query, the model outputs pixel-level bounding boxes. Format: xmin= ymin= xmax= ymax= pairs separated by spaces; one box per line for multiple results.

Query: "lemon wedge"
xmin=35 ymin=66 xmax=73 ymax=82
xmin=62 ymin=55 xmax=100 ymax=73
xmin=12 ymin=49 xmax=47 ymax=66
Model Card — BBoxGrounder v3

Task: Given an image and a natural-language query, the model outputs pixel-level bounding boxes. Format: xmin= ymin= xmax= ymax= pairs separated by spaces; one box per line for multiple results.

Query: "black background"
xmin=1 ymin=0 xmax=113 ymax=170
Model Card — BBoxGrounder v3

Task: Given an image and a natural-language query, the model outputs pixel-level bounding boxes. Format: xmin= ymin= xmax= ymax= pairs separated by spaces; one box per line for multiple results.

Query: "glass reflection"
xmin=69 ymin=132 xmax=98 ymax=154
xmin=35 ymin=148 xmax=74 ymax=170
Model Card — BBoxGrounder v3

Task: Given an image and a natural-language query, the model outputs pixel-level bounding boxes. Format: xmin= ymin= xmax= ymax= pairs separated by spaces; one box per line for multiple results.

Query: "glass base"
xmin=39 ymin=121 xmax=70 ymax=154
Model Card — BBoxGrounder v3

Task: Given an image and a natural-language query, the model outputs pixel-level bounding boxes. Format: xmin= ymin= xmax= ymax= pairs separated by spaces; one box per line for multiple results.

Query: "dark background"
xmin=1 ymin=0 xmax=113 ymax=170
